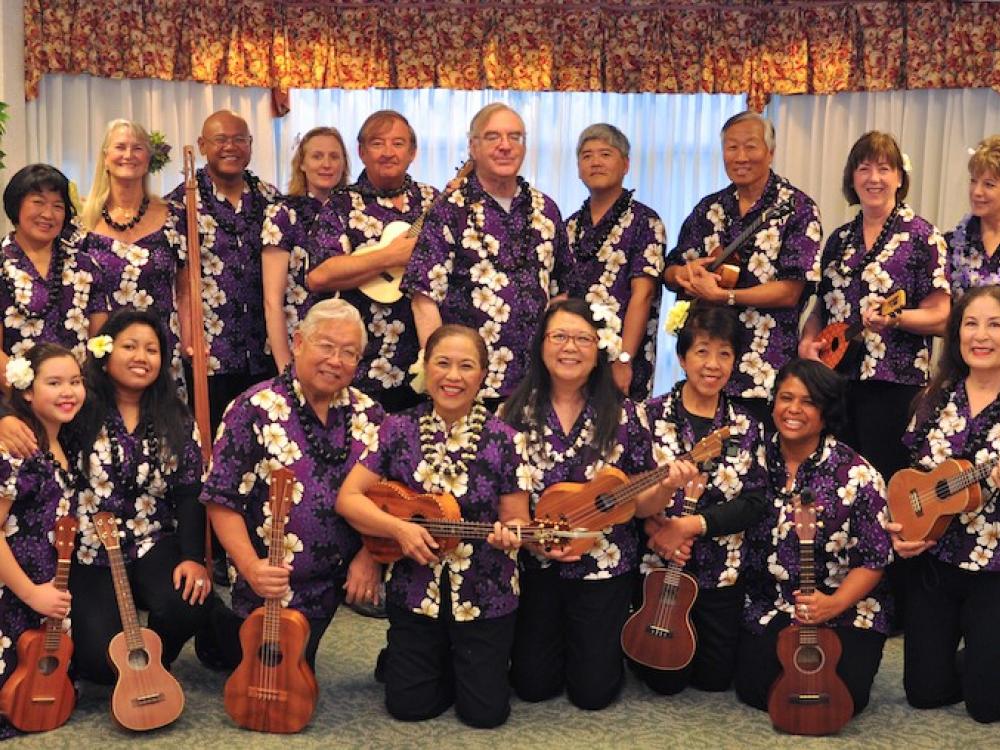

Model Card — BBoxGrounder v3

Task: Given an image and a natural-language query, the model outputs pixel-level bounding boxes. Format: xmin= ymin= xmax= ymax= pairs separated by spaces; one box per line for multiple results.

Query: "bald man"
xmin=168 ymin=110 xmax=280 ymax=431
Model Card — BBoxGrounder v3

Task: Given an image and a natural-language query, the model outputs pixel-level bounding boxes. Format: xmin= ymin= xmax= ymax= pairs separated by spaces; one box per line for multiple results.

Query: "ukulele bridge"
xmin=132 ymin=693 xmax=164 ymax=706
xmin=909 ymin=488 xmax=924 ymax=516
xmin=248 ymin=686 xmax=288 ymax=702
xmin=30 ymin=696 xmax=56 ymax=704
xmin=789 ymin=693 xmax=831 ymax=705
xmin=646 ymin=625 xmax=673 ymax=639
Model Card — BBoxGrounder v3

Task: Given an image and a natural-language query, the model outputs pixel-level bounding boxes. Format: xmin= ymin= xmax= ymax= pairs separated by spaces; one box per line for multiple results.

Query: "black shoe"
xmin=348 ymin=600 xmax=387 ymax=619
xmin=212 ymin=556 xmax=230 ymax=587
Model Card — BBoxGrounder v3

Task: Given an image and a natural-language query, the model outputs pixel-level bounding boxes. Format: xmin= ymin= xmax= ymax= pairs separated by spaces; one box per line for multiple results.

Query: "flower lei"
xmin=1 ymin=232 xmax=70 ymax=322
xmin=418 ymin=401 xmax=490 ymax=483
xmin=464 ymin=176 xmax=544 ymax=273
xmin=350 ymin=171 xmax=415 ymax=201
xmin=5 ymin=355 xmax=33 ymax=389
xmin=521 ymin=403 xmax=596 ymax=490
xmin=907 ymin=381 xmax=1000 ymax=467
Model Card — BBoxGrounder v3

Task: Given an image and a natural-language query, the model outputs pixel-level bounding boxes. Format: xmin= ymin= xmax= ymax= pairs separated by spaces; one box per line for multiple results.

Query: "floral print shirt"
xmin=167 ymin=168 xmax=279 ymax=376
xmin=667 ymin=171 xmax=822 ymax=398
xmin=566 ymin=193 xmax=665 ymax=400
xmin=816 ymin=204 xmax=950 ymax=385
xmin=743 ymin=434 xmax=893 ymax=636
xmin=75 ymin=412 xmax=202 ymax=567
xmin=360 ymin=402 xmax=532 ymax=621
xmin=1 ymin=230 xmax=109 ymax=362
xmin=903 ymin=380 xmax=1000 ymax=573
xmin=517 ymin=397 xmax=654 ymax=580
xmin=403 ymin=173 xmax=575 ymax=399
xmin=946 ymin=214 xmax=998 ymax=299
xmin=640 ymin=384 xmax=767 ymax=589
xmin=200 ymin=370 xmax=384 ymax=618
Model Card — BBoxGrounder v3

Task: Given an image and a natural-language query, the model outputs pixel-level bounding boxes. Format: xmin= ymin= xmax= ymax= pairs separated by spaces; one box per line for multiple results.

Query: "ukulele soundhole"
xmin=258 ymin=642 xmax=284 ymax=666
xmin=36 ymin=655 xmax=60 ymax=675
xmin=127 ymin=648 xmax=150 ymax=670
xmin=595 ymin=493 xmax=615 ymax=512
xmin=793 ymin=645 xmax=825 ymax=674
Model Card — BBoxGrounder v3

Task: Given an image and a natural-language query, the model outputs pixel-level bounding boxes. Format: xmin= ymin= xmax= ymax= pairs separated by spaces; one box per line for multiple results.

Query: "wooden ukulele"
xmin=0 ymin=517 xmax=78 ymax=732
xmin=621 ymin=475 xmax=706 ymax=670
xmin=534 ymin=427 xmax=731 ymax=557
xmin=887 ymin=456 xmax=994 ymax=542
xmin=361 ymin=480 xmax=602 ymax=564
xmin=767 ymin=490 xmax=853 ymax=736
xmin=354 ymin=160 xmax=474 ymax=304
xmin=699 ymin=202 xmax=794 ymax=289
xmin=93 ymin=512 xmax=185 ymax=731
xmin=815 ymin=290 xmax=906 ymax=370
xmin=224 ymin=467 xmax=317 ymax=733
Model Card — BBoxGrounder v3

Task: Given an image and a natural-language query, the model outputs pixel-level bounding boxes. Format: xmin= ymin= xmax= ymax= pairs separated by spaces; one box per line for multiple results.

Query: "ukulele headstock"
xmin=268 ymin=466 xmax=296 ymax=526
xmin=445 ymin=161 xmax=474 ymax=192
xmin=53 ymin=516 xmax=79 ymax=562
xmin=93 ymin=512 xmax=122 ymax=551
xmin=881 ymin=289 xmax=907 ymax=317
xmin=689 ymin=427 xmax=732 ymax=467
xmin=765 ymin=202 xmax=794 ymax=224
xmin=684 ymin=474 xmax=708 ymax=501
xmin=792 ymin=489 xmax=818 ymax=543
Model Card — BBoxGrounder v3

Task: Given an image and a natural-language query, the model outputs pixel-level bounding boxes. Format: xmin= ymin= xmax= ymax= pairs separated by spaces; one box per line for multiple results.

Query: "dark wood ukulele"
xmin=533 ymin=428 xmax=730 ymax=557
xmin=0 ymin=517 xmax=78 ymax=732
xmin=767 ymin=490 xmax=853 ymax=735
xmin=224 ymin=467 xmax=317 ymax=733
xmin=361 ymin=480 xmax=602 ymax=564
xmin=693 ymin=202 xmax=794 ymax=290
xmin=887 ymin=456 xmax=995 ymax=542
xmin=621 ymin=475 xmax=706 ymax=670
xmin=93 ymin=512 xmax=185 ymax=731
xmin=815 ymin=289 xmax=906 ymax=371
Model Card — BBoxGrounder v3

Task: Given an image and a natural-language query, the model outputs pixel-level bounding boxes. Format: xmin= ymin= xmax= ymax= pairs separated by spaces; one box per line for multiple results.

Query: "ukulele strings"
xmin=651 ymin=493 xmax=700 ymax=634
xmin=907 ymin=458 xmax=996 ymax=504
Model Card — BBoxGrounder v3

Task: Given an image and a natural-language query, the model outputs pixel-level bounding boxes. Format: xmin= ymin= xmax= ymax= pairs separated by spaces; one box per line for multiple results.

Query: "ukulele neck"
xmin=263 ymin=514 xmax=287 ymax=637
xmin=708 ymin=212 xmax=767 ymax=271
xmin=42 ymin=556 xmax=71 ymax=650
xmin=107 ymin=545 xmax=145 ymax=652
xmin=658 ymin=492 xmax=701 ymax=601
xmin=798 ymin=539 xmax=818 ymax=642
xmin=944 ymin=456 xmax=999 ymax=496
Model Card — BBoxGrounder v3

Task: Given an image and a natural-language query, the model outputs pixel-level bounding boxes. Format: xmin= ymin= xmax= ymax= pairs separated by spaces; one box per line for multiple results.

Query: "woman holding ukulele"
xmin=889 ymin=285 xmax=1000 ymax=724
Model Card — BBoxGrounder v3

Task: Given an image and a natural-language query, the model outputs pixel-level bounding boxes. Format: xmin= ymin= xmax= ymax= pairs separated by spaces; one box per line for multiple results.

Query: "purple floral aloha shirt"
xmin=946 ymin=214 xmax=999 ymax=299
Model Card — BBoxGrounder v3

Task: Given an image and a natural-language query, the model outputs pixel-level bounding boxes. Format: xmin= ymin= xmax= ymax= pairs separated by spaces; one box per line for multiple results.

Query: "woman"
xmin=502 ymin=298 xmax=695 ymax=710
xmin=734 ymin=359 xmax=892 ymax=717
xmin=636 ymin=304 xmax=767 ymax=695
xmin=338 ymin=325 xmax=532 ymax=728
xmin=1 ymin=164 xmax=108 ymax=381
xmin=799 ymin=131 xmax=950 ymax=484
xmin=947 ymin=136 xmax=1000 ymax=298
xmin=80 ymin=119 xmax=189 ymax=395
xmin=889 ymin=285 xmax=1000 ymax=724
xmin=262 ymin=126 xmax=350 ymax=371
xmin=0 ymin=344 xmax=83 ymax=738
xmin=69 ymin=308 xmax=211 ymax=684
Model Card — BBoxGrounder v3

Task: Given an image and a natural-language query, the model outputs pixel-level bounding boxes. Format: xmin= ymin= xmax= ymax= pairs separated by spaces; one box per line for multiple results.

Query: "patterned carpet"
xmin=6 ymin=608 xmax=994 ymax=749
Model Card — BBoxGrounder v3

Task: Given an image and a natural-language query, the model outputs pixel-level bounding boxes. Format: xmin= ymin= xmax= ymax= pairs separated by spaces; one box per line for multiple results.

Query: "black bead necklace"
xmin=280 ymin=367 xmax=350 ymax=469
xmin=102 ymin=196 xmax=150 ymax=233
xmin=570 ymin=189 xmax=634 ymax=259
xmin=351 ymin=172 xmax=414 ymax=201
xmin=108 ymin=417 xmax=160 ymax=499
xmin=1 ymin=236 xmax=68 ymax=322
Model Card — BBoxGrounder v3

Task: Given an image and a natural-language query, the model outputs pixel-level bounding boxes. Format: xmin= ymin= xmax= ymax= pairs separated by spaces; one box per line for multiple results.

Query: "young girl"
xmin=0 ymin=344 xmax=84 ymax=738
xmin=70 ymin=308 xmax=211 ymax=684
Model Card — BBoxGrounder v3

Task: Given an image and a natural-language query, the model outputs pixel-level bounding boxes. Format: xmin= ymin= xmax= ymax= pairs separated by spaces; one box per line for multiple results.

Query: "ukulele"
xmin=621 ymin=475 xmax=705 ymax=671
xmin=695 ymin=202 xmax=794 ymax=290
xmin=93 ymin=512 xmax=185 ymax=731
xmin=361 ymin=481 xmax=603 ymax=564
xmin=887 ymin=456 xmax=994 ymax=542
xmin=224 ymin=467 xmax=317 ymax=733
xmin=353 ymin=160 xmax=474 ymax=304
xmin=534 ymin=427 xmax=731 ymax=557
xmin=815 ymin=290 xmax=906 ymax=371
xmin=0 ymin=517 xmax=78 ymax=732
xmin=767 ymin=490 xmax=853 ymax=736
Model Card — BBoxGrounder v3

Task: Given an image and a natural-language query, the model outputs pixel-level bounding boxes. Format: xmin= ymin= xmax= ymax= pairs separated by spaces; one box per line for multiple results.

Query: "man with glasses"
xmin=197 ymin=298 xmax=385 ymax=671
xmin=168 ymin=110 xmax=280 ymax=433
xmin=406 ymin=103 xmax=574 ymax=407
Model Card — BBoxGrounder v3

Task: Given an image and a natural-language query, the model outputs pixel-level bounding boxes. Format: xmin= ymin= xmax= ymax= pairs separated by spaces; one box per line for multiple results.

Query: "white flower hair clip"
xmin=968 ymin=146 xmax=978 ymax=157
xmin=663 ymin=300 xmax=691 ymax=336
xmin=87 ymin=335 xmax=114 ymax=359
xmin=5 ymin=356 xmax=34 ymax=391
xmin=901 ymin=153 xmax=913 ymax=173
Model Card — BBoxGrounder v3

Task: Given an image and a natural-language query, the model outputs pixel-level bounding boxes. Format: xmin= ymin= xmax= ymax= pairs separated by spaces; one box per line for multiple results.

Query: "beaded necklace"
xmin=280 ymin=366 xmax=350 ymax=469
xmin=569 ymin=189 xmax=634 ymax=261
xmin=196 ymin=168 xmax=268 ymax=240
xmin=350 ymin=171 xmax=414 ymax=201
xmin=102 ymin=196 xmax=150 ymax=232
xmin=835 ymin=206 xmax=899 ymax=278
xmin=1 ymin=234 xmax=69 ymax=322
xmin=108 ymin=417 xmax=160 ymax=499
xmin=418 ymin=402 xmax=490 ymax=482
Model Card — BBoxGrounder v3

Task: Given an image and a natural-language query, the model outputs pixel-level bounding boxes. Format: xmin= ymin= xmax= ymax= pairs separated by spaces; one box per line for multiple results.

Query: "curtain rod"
xmin=278 ymin=1 xmax=946 ymax=12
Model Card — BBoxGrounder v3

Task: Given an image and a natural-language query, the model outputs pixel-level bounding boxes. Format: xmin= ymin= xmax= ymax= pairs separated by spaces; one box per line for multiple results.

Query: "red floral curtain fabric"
xmin=23 ymin=1 xmax=1000 ymax=108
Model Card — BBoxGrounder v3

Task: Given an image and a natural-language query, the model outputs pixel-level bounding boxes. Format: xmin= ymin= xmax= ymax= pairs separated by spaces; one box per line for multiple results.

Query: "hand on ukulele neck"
xmin=677 ymin=258 xmax=730 ymax=304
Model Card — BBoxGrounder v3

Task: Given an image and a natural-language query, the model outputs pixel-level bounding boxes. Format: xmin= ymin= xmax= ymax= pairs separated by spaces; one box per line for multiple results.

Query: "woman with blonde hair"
xmin=81 ymin=118 xmax=189 ymax=395
xmin=261 ymin=126 xmax=350 ymax=371
xmin=947 ymin=135 xmax=1000 ymax=297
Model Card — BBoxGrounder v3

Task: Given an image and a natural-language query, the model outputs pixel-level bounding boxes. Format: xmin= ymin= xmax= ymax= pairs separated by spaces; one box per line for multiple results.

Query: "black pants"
xmin=70 ymin=537 xmax=213 ymax=685
xmin=384 ymin=600 xmax=516 ymax=729
xmin=903 ymin=554 xmax=1000 ymax=723
xmin=510 ymin=567 xmax=635 ymax=710
xmin=205 ymin=597 xmax=333 ymax=672
xmin=631 ymin=583 xmax=744 ymax=694
xmin=734 ymin=614 xmax=886 ymax=716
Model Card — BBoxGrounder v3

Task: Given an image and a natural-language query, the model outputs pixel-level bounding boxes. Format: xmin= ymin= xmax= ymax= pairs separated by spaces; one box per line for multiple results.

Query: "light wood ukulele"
xmin=0 ymin=517 xmax=78 ymax=732
xmin=354 ymin=160 xmax=474 ymax=304
xmin=93 ymin=512 xmax=185 ymax=731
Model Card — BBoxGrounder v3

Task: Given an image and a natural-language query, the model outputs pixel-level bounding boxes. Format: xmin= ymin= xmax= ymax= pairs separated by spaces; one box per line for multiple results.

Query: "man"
xmin=307 ymin=110 xmax=435 ymax=414
xmin=405 ymin=103 xmax=574 ymax=404
xmin=168 ymin=109 xmax=280 ymax=432
xmin=664 ymin=111 xmax=822 ymax=422
xmin=198 ymin=299 xmax=384 ymax=669
xmin=566 ymin=123 xmax=665 ymax=400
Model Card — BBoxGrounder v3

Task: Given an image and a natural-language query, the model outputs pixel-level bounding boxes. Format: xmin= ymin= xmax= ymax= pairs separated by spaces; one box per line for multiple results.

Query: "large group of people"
xmin=0 ymin=102 xmax=998 ymax=741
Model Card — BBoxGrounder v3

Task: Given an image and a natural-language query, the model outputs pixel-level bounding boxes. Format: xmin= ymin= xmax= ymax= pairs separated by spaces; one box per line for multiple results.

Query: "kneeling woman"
xmin=734 ymin=358 xmax=892 ymax=716
xmin=636 ymin=304 xmax=767 ymax=695
xmin=338 ymin=325 xmax=533 ymax=728
xmin=503 ymin=298 xmax=695 ymax=710
xmin=890 ymin=285 xmax=1000 ymax=724
xmin=70 ymin=308 xmax=211 ymax=683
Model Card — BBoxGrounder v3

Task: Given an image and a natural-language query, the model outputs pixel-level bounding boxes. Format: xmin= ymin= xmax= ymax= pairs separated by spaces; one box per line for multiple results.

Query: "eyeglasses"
xmin=545 ymin=330 xmax=598 ymax=349
xmin=207 ymin=135 xmax=252 ymax=148
xmin=476 ymin=131 xmax=525 ymax=146
xmin=308 ymin=338 xmax=361 ymax=364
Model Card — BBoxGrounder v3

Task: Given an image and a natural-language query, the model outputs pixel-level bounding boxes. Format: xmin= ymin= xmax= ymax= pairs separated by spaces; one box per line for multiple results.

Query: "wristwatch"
xmin=618 ymin=351 xmax=632 ymax=364
xmin=727 ymin=290 xmax=736 ymax=306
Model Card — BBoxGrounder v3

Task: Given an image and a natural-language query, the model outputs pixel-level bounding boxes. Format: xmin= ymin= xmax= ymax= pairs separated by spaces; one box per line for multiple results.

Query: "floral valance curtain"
xmin=23 ymin=1 xmax=1000 ymax=109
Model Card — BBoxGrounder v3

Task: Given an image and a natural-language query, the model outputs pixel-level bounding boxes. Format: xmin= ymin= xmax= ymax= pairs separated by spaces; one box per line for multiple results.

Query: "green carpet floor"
xmin=7 ymin=609 xmax=995 ymax=749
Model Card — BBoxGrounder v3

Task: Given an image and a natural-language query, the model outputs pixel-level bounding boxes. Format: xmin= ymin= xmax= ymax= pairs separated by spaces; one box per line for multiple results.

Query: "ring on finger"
xmin=195 ymin=579 xmax=205 ymax=588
